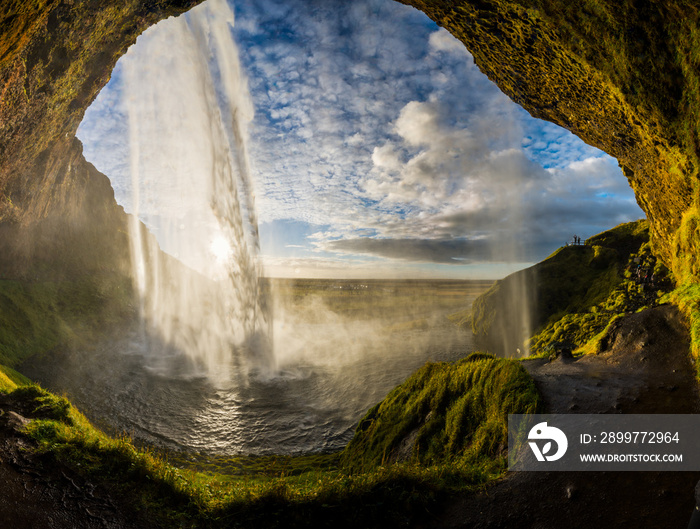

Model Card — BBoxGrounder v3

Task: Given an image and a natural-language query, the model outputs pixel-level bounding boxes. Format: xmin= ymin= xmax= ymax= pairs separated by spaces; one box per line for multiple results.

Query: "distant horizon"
xmin=261 ymin=275 xmax=497 ymax=282
xmin=258 ymin=260 xmax=533 ymax=281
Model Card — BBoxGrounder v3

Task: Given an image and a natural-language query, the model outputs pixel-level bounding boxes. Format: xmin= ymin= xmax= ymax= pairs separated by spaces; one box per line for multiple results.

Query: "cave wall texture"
xmin=0 ymin=0 xmax=699 ymax=284
xmin=0 ymin=0 xmax=204 ymax=279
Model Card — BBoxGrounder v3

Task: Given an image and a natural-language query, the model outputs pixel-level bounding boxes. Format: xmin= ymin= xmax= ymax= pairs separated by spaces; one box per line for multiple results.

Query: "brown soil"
xmin=431 ymin=304 xmax=700 ymax=528
xmin=0 ymin=392 xmax=157 ymax=529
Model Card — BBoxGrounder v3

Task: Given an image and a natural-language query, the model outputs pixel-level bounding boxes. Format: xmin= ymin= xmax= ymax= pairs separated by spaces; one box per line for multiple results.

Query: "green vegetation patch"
xmin=0 ymin=363 xmax=29 ymax=391
xmin=0 ymin=275 xmax=133 ymax=368
xmin=529 ymin=236 xmax=672 ymax=356
xmin=341 ymin=355 xmax=542 ymax=473
xmin=665 ymin=283 xmax=700 ymax=372
xmin=4 ymin=353 xmax=542 ymax=527
xmin=12 ymin=384 xmax=74 ymax=423
xmin=472 ymin=220 xmax=653 ymax=356
xmin=0 ymin=366 xmax=18 ymax=392
xmin=534 ymin=221 xmax=651 ymax=323
xmin=9 ymin=382 xmax=478 ymax=528
xmin=446 ymin=307 xmax=471 ymax=330
xmin=666 ymin=207 xmax=700 ymax=366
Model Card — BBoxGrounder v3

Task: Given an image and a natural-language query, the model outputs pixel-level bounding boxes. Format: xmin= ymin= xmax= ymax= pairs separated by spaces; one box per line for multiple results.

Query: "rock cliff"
xmin=1 ymin=0 xmax=700 ymax=356
xmin=471 ymin=220 xmax=653 ymax=356
xmin=0 ymin=0 xmax=203 ymax=279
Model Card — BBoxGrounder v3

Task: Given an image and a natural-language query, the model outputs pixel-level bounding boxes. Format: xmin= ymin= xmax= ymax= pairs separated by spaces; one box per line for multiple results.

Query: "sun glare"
xmin=210 ymin=234 xmax=233 ymax=263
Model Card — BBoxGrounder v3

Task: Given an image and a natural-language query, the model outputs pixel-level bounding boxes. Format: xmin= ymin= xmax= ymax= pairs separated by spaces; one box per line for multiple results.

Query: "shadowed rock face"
xmin=0 ymin=0 xmax=204 ymax=278
xmin=0 ymin=0 xmax=698 ymax=277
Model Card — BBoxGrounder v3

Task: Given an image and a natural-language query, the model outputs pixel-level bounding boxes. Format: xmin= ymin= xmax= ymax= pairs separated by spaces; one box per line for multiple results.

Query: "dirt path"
xmin=0 ymin=393 xmax=157 ymax=529
xmin=432 ymin=305 xmax=700 ymax=528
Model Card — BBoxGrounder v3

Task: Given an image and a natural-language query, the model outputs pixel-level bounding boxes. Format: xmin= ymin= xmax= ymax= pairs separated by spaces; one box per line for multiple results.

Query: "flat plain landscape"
xmin=266 ymin=278 xmax=494 ymax=325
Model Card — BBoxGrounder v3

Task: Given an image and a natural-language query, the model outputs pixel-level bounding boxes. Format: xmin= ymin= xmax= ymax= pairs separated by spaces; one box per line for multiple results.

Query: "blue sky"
xmin=77 ymin=0 xmax=643 ymax=279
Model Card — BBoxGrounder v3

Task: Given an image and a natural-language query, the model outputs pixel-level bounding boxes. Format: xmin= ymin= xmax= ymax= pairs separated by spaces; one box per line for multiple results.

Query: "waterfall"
xmin=123 ymin=0 xmax=272 ymax=378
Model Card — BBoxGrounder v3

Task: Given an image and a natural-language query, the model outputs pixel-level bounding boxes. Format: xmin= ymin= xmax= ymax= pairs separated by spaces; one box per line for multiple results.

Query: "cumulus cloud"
xmin=78 ymin=0 xmax=644 ymax=278
xmin=428 ymin=28 xmax=470 ymax=56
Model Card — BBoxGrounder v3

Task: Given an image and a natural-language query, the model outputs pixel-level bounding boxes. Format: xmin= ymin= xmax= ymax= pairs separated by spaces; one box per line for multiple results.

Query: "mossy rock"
xmin=341 ymin=356 xmax=542 ymax=472
xmin=471 ymin=220 xmax=651 ymax=356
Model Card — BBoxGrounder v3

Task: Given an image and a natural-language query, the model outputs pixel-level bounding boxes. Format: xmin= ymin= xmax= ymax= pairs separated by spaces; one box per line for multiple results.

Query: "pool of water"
xmin=22 ymin=283 xmax=483 ymax=455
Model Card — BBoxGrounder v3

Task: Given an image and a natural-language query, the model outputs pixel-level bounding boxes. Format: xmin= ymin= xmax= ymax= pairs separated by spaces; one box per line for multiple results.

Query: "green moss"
xmin=665 ymin=283 xmax=700 ymax=366
xmin=529 ymin=228 xmax=670 ymax=355
xmin=0 ymin=0 xmax=53 ymax=67
xmin=446 ymin=307 xmax=472 ymax=330
xmin=340 ymin=356 xmax=542 ymax=473
xmin=576 ymin=313 xmax=626 ymax=356
xmin=672 ymin=207 xmax=700 ymax=283
xmin=0 ymin=364 xmax=30 ymax=389
xmin=472 ymin=220 xmax=651 ymax=356
xmin=11 ymin=384 xmax=74 ymax=424
xmin=8 ymin=369 xmax=529 ymax=528
xmin=0 ymin=367 xmax=18 ymax=392
xmin=663 ymin=205 xmax=700 ymax=366
xmin=468 ymin=220 xmax=674 ymax=358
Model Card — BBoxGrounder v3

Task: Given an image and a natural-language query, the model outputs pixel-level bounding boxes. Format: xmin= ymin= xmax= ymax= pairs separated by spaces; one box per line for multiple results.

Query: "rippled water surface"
xmin=23 ymin=280 xmax=490 ymax=455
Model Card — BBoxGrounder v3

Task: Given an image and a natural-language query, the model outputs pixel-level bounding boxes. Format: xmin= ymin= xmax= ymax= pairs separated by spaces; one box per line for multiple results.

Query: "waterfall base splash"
xmin=22 ymin=279 xmax=484 ymax=454
xmin=122 ymin=0 xmax=271 ymax=378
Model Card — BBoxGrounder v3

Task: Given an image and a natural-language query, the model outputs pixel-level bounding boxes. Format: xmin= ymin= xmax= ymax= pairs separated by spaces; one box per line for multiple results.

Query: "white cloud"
xmin=394 ymin=101 xmax=444 ymax=146
xmin=77 ymin=0 xmax=644 ymax=277
xmin=428 ymin=28 xmax=471 ymax=56
xmin=371 ymin=143 xmax=402 ymax=172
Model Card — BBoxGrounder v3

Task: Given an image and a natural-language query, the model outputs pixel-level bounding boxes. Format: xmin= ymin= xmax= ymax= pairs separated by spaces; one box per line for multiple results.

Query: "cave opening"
xmin=22 ymin=0 xmax=644 ymax=456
